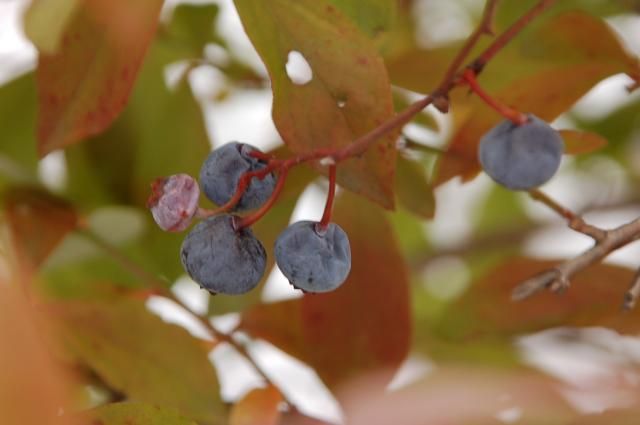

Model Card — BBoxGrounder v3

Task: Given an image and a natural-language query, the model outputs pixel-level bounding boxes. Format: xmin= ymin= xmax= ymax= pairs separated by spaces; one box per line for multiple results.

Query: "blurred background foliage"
xmin=2 ymin=0 xmax=640 ymax=424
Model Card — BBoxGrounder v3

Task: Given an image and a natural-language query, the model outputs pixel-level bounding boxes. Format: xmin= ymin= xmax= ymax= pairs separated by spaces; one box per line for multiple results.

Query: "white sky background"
xmin=2 ymin=0 xmax=640 ymax=422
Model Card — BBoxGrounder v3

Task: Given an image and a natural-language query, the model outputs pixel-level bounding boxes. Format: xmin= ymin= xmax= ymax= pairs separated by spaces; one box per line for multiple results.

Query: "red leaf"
xmin=35 ymin=0 xmax=162 ymax=156
xmin=230 ymin=386 xmax=283 ymax=425
xmin=233 ymin=0 xmax=397 ymax=208
xmin=242 ymin=193 xmax=411 ymax=388
xmin=437 ymin=257 xmax=640 ymax=339
xmin=559 ymin=129 xmax=608 ymax=155
xmin=4 ymin=187 xmax=77 ymax=272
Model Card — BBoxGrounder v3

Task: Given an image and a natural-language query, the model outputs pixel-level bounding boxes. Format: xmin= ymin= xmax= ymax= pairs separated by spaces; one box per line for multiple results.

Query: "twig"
xmin=528 ymin=189 xmax=607 ymax=241
xmin=512 ymin=217 xmax=640 ymax=300
xmin=470 ymin=0 xmax=558 ymax=73
xmin=624 ymin=270 xmax=640 ymax=310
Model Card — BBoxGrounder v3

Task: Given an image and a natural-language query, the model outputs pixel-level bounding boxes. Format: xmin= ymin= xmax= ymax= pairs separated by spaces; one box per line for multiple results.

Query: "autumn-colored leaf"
xmin=570 ymin=407 xmax=640 ymax=425
xmin=229 ymin=386 xmax=283 ymax=425
xmin=53 ymin=298 xmax=225 ymax=424
xmin=35 ymin=0 xmax=162 ymax=156
xmin=4 ymin=186 xmax=77 ymax=271
xmin=435 ymin=11 xmax=640 ymax=185
xmin=233 ymin=0 xmax=397 ymax=209
xmin=435 ymin=257 xmax=640 ymax=340
xmin=23 ymin=0 xmax=80 ymax=54
xmin=90 ymin=402 xmax=198 ymax=425
xmin=333 ymin=367 xmax=575 ymax=425
xmin=0 ymin=284 xmax=77 ymax=425
xmin=242 ymin=192 xmax=411 ymax=388
xmin=559 ymin=129 xmax=608 ymax=155
xmin=395 ymin=156 xmax=435 ymax=219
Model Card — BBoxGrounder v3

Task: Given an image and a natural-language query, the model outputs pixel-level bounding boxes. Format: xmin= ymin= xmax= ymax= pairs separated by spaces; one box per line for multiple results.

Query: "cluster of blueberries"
xmin=149 ymin=142 xmax=351 ymax=295
xmin=149 ymin=114 xmax=562 ymax=296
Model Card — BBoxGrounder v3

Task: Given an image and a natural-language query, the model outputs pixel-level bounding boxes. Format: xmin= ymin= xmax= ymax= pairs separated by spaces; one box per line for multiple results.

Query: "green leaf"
xmin=35 ymin=0 xmax=163 ymax=156
xmin=327 ymin=0 xmax=396 ymax=40
xmin=54 ymin=298 xmax=225 ymax=424
xmin=234 ymin=0 xmax=397 ymax=209
xmin=162 ymin=4 xmax=221 ymax=59
xmin=23 ymin=0 xmax=80 ymax=54
xmin=91 ymin=402 xmax=198 ymax=425
xmin=395 ymin=156 xmax=435 ymax=219
xmin=559 ymin=129 xmax=608 ymax=155
xmin=0 ymin=74 xmax=39 ymax=186
xmin=241 ymin=192 xmax=411 ymax=388
xmin=436 ymin=11 xmax=640 ymax=185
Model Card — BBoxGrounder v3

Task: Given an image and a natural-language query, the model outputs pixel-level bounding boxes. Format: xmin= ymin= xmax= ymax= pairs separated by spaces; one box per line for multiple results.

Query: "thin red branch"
xmin=462 ymin=69 xmax=528 ymax=124
xmin=318 ymin=164 xmax=337 ymax=230
xmin=235 ymin=168 xmax=289 ymax=229
xmin=624 ymin=270 xmax=640 ymax=310
xmin=470 ymin=0 xmax=558 ymax=73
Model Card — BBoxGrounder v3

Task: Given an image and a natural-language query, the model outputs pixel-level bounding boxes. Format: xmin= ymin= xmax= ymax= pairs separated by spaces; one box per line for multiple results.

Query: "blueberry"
xmin=147 ymin=174 xmax=200 ymax=232
xmin=180 ymin=214 xmax=266 ymax=295
xmin=275 ymin=221 xmax=351 ymax=293
xmin=478 ymin=114 xmax=564 ymax=190
xmin=199 ymin=142 xmax=276 ymax=211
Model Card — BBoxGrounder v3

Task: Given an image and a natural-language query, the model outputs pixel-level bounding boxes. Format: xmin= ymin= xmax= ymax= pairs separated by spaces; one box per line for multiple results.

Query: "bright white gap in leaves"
xmin=285 ymin=50 xmax=313 ymax=85
xmin=210 ymin=342 xmax=265 ymax=402
xmin=172 ymin=275 xmax=210 ymax=316
xmin=386 ymin=353 xmax=434 ymax=391
xmin=145 ymin=295 xmax=213 ymax=341
xmin=38 ymin=150 xmax=67 ymax=193
xmin=518 ymin=327 xmax=640 ymax=413
xmin=245 ymin=338 xmax=344 ymax=425
xmin=495 ymin=406 xmax=522 ymax=424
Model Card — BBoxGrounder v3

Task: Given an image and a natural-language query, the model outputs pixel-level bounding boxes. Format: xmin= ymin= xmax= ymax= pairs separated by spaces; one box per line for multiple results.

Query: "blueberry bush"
xmin=2 ymin=1 xmax=640 ymax=424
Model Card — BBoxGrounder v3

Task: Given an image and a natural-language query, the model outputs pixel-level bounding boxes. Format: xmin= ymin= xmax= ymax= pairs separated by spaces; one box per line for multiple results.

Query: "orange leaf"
xmin=4 ymin=186 xmax=77 ymax=271
xmin=559 ymin=129 xmax=608 ymax=155
xmin=437 ymin=257 xmax=640 ymax=340
xmin=436 ymin=11 xmax=640 ymax=185
xmin=35 ymin=0 xmax=162 ymax=156
xmin=242 ymin=193 xmax=411 ymax=388
xmin=230 ymin=386 xmax=283 ymax=425
xmin=233 ymin=0 xmax=397 ymax=208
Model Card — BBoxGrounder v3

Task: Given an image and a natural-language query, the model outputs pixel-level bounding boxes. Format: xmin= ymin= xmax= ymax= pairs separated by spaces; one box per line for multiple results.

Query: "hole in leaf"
xmin=285 ymin=51 xmax=312 ymax=85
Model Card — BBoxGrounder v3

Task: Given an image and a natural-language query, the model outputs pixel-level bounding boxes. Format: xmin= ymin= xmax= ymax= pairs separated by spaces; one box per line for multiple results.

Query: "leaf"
xmin=0 ymin=284 xmax=76 ymax=425
xmin=395 ymin=156 xmax=435 ymax=219
xmin=23 ymin=0 xmax=80 ymax=54
xmin=435 ymin=11 xmax=640 ymax=185
xmin=559 ymin=129 xmax=608 ymax=155
xmin=4 ymin=186 xmax=78 ymax=271
xmin=91 ymin=402 xmax=198 ymax=425
xmin=0 ymin=74 xmax=39 ymax=185
xmin=338 ymin=366 xmax=575 ymax=425
xmin=162 ymin=3 xmax=222 ymax=59
xmin=435 ymin=257 xmax=640 ymax=340
xmin=233 ymin=0 xmax=397 ymax=209
xmin=327 ymin=0 xmax=396 ymax=40
xmin=35 ymin=0 xmax=163 ymax=156
xmin=229 ymin=386 xmax=282 ymax=425
xmin=242 ymin=192 xmax=411 ymax=388
xmin=54 ymin=298 xmax=225 ymax=424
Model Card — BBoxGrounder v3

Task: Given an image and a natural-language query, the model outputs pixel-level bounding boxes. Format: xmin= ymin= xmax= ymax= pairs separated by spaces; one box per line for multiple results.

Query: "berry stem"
xmin=318 ymin=164 xmax=337 ymax=231
xmin=235 ymin=168 xmax=289 ymax=229
xmin=462 ymin=69 xmax=528 ymax=125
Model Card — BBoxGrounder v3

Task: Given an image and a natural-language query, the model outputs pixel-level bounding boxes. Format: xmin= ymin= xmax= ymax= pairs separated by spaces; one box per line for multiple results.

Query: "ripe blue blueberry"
xmin=275 ymin=221 xmax=351 ymax=293
xmin=148 ymin=174 xmax=200 ymax=232
xmin=199 ymin=142 xmax=276 ymax=211
xmin=180 ymin=214 xmax=266 ymax=295
xmin=478 ymin=114 xmax=564 ymax=190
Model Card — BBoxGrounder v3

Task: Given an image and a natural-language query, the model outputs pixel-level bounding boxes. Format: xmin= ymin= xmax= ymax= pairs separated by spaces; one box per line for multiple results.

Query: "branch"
xmin=528 ymin=189 xmax=607 ymax=241
xmin=470 ymin=0 xmax=557 ymax=73
xmin=625 ymin=270 xmax=640 ymax=310
xmin=512 ymin=217 xmax=640 ymax=301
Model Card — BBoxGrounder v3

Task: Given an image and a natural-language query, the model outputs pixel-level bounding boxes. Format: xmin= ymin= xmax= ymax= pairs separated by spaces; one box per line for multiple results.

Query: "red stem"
xmin=318 ymin=165 xmax=337 ymax=230
xmin=235 ymin=168 xmax=289 ymax=229
xmin=462 ymin=69 xmax=528 ymax=125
